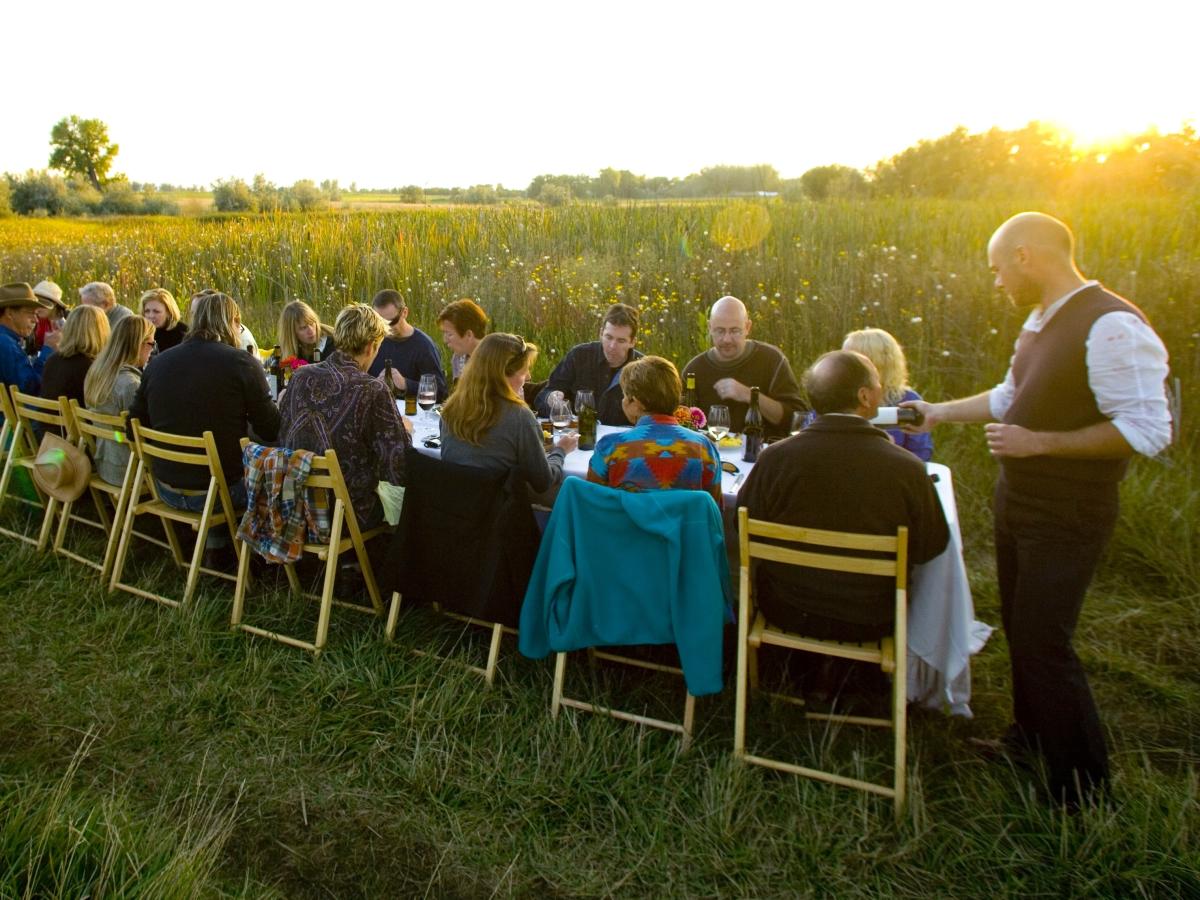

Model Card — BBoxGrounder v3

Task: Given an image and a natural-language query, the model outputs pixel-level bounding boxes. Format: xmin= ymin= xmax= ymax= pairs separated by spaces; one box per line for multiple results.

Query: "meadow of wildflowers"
xmin=2 ymin=199 xmax=1194 ymax=419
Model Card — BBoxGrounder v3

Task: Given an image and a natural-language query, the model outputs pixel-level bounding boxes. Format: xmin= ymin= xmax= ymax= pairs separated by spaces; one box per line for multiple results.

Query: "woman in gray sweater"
xmin=440 ymin=333 xmax=578 ymax=493
xmin=84 ymin=315 xmax=156 ymax=485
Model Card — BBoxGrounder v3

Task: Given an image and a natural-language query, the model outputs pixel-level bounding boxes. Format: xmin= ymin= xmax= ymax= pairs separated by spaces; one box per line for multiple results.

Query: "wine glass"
xmin=417 ymin=374 xmax=438 ymax=423
xmin=707 ymin=405 xmax=730 ymax=441
xmin=549 ymin=397 xmax=572 ymax=436
xmin=790 ymin=410 xmax=806 ymax=436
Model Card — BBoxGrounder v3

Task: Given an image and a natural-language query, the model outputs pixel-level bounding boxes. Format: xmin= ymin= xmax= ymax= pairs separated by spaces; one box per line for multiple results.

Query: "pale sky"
xmin=5 ymin=0 xmax=1197 ymax=190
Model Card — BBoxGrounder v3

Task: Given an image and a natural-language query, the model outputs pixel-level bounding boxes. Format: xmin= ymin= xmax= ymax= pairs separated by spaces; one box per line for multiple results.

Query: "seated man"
xmin=737 ymin=350 xmax=948 ymax=641
xmin=684 ymin=295 xmax=803 ymax=437
xmin=536 ymin=303 xmax=643 ymax=425
xmin=0 ymin=282 xmax=56 ymax=393
xmin=367 ymin=289 xmax=448 ymax=400
xmin=79 ymin=281 xmax=133 ymax=329
xmin=587 ymin=355 xmax=722 ymax=506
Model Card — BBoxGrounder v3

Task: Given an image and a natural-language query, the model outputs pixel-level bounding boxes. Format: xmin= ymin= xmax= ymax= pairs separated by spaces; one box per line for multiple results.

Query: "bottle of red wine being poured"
xmin=742 ymin=386 xmax=764 ymax=463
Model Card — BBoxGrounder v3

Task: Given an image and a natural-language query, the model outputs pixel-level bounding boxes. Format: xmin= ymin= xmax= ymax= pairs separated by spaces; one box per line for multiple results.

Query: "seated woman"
xmin=440 ymin=333 xmax=577 ymax=496
xmin=436 ymin=298 xmax=488 ymax=383
xmin=587 ymin=355 xmax=722 ymax=507
xmin=39 ymin=305 xmax=110 ymax=406
xmin=140 ymin=287 xmax=188 ymax=353
xmin=84 ymin=315 xmax=156 ymax=485
xmin=278 ymin=304 xmax=411 ymax=529
xmin=842 ymin=327 xmax=932 ymax=461
xmin=30 ymin=280 xmax=68 ymax=354
xmin=279 ymin=299 xmax=336 ymax=364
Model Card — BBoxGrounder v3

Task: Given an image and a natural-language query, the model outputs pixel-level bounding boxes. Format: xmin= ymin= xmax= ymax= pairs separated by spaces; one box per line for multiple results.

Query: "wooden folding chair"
xmin=232 ymin=442 xmax=388 ymax=654
xmin=108 ymin=421 xmax=240 ymax=608
xmin=55 ymin=401 xmax=171 ymax=582
xmin=0 ymin=388 xmax=73 ymax=550
xmin=0 ymin=384 xmax=47 ymax=520
xmin=733 ymin=508 xmax=909 ymax=818
xmin=382 ymin=448 xmax=539 ymax=685
xmin=519 ymin=480 xmax=730 ymax=750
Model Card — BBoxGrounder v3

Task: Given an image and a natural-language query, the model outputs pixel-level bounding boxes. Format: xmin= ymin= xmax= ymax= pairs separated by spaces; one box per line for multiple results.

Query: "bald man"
xmin=905 ymin=212 xmax=1171 ymax=807
xmin=683 ymin=296 xmax=803 ymax=436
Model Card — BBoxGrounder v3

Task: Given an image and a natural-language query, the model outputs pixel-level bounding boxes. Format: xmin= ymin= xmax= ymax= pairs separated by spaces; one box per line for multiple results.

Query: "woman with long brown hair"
xmin=440 ymin=332 xmax=577 ymax=494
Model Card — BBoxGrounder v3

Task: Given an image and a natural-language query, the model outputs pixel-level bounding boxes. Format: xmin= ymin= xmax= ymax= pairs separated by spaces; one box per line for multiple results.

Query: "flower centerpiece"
xmin=280 ymin=356 xmax=309 ymax=371
xmin=673 ymin=405 xmax=707 ymax=431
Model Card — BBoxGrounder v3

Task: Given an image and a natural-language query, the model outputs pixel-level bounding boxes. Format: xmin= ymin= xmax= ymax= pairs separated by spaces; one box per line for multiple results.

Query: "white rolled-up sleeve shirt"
xmin=989 ymin=281 xmax=1172 ymax=457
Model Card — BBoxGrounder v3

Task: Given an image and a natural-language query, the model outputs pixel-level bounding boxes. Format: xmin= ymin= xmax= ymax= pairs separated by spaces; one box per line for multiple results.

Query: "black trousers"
xmin=993 ymin=475 xmax=1117 ymax=803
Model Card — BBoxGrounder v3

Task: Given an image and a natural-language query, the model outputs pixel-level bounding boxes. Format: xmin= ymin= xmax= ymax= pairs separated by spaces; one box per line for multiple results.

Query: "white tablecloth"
xmin=408 ymin=416 xmax=990 ymax=716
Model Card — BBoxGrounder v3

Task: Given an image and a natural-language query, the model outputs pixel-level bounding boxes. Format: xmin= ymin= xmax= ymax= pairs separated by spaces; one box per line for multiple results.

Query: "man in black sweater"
xmin=737 ymin=350 xmax=947 ymax=641
xmin=535 ymin=303 xmax=643 ymax=425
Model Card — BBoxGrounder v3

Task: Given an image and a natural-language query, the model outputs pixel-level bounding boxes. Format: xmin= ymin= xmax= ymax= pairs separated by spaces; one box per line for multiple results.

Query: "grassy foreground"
xmin=1 ymin=439 xmax=1197 ymax=898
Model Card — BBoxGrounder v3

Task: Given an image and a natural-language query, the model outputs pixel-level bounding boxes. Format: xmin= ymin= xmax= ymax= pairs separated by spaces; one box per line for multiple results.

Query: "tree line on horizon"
xmin=3 ymin=117 xmax=1198 ymax=218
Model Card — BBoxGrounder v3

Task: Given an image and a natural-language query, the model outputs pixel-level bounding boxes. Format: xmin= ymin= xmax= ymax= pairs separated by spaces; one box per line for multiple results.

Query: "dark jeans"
xmin=994 ymin=475 xmax=1117 ymax=803
xmin=156 ymin=478 xmax=247 ymax=548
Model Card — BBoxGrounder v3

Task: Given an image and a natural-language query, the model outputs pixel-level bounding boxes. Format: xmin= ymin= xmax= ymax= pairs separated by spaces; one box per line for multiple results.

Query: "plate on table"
xmin=716 ymin=433 xmax=742 ymax=448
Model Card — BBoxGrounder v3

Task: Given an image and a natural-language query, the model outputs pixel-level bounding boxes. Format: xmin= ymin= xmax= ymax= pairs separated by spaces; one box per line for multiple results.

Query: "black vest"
xmin=1001 ymin=284 xmax=1148 ymax=494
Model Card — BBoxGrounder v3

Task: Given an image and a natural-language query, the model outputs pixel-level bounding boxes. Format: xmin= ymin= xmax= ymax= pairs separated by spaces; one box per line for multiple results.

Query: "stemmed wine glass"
xmin=417 ymin=374 xmax=438 ymax=425
xmin=790 ymin=410 xmax=806 ymax=436
xmin=549 ymin=397 xmax=573 ymax=437
xmin=707 ymin=405 xmax=730 ymax=441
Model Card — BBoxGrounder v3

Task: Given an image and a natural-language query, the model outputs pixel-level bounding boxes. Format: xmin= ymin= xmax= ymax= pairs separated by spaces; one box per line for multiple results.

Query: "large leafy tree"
xmin=48 ymin=116 xmax=119 ymax=191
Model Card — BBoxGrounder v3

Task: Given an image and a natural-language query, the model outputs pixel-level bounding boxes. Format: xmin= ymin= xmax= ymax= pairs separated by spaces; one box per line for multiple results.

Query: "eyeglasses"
xmin=510 ymin=335 xmax=528 ymax=358
xmin=711 ymin=327 xmax=745 ymax=338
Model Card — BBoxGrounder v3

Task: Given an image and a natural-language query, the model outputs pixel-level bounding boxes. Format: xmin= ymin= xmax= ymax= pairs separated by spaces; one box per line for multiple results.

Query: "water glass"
xmin=707 ymin=405 xmax=730 ymax=440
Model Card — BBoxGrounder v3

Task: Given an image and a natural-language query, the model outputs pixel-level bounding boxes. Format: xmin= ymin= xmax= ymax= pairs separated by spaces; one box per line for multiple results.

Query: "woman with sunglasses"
xmin=439 ymin=333 xmax=578 ymax=496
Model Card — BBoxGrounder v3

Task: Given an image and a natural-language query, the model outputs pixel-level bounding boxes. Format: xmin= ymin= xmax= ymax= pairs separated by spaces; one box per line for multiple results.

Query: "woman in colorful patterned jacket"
xmin=587 ymin=355 xmax=722 ymax=507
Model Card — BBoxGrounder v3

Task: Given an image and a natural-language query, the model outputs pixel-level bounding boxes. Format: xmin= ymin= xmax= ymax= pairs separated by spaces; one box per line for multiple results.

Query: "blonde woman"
xmin=842 ymin=327 xmax=932 ymax=461
xmin=39 ymin=305 xmax=110 ymax=406
xmin=140 ymin=287 xmax=188 ymax=352
xmin=278 ymin=300 xmax=336 ymax=363
xmin=84 ymin=315 xmax=156 ymax=485
xmin=440 ymin=333 xmax=578 ymax=495
xmin=279 ymin=304 xmax=410 ymax=528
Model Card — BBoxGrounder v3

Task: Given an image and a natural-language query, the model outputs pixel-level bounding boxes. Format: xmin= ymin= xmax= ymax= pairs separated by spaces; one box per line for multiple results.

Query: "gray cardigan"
xmin=92 ymin=365 xmax=142 ymax=486
xmin=440 ymin=402 xmax=565 ymax=494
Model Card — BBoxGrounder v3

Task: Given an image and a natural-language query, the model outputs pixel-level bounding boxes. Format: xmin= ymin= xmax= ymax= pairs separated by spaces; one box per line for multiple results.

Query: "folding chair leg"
xmin=284 ymin=563 xmax=302 ymax=597
xmin=231 ymin=540 xmax=252 ymax=627
xmin=98 ymin=480 xmax=133 ymax=585
xmin=354 ymin=532 xmax=383 ymax=614
xmin=34 ymin=496 xmax=59 ymax=552
xmin=181 ymin=487 xmax=218 ymax=606
xmin=681 ymin=693 xmax=696 ymax=752
xmin=108 ymin=464 xmax=141 ymax=593
xmin=313 ymin=504 xmax=345 ymax=653
xmin=893 ymin=667 xmax=907 ymax=819
xmin=483 ymin=623 xmax=503 ymax=686
xmin=385 ymin=591 xmax=403 ymax=641
xmin=52 ymin=495 xmax=74 ymax=554
xmin=552 ymin=652 xmax=567 ymax=718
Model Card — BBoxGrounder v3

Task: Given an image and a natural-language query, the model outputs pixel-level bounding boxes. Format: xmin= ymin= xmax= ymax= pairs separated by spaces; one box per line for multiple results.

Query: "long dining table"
xmin=408 ymin=413 xmax=990 ymax=716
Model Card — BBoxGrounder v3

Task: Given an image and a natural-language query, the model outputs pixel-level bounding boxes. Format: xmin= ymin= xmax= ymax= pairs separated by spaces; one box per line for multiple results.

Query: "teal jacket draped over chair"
xmin=518 ymin=478 xmax=731 ymax=696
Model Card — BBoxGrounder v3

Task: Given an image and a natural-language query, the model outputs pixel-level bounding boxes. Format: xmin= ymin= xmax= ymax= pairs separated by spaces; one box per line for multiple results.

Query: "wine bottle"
xmin=682 ymin=371 xmax=697 ymax=409
xmin=742 ymin=386 xmax=764 ymax=463
xmin=577 ymin=392 xmax=597 ymax=451
xmin=870 ymin=406 xmax=925 ymax=427
xmin=384 ymin=361 xmax=404 ymax=405
xmin=268 ymin=345 xmax=283 ymax=398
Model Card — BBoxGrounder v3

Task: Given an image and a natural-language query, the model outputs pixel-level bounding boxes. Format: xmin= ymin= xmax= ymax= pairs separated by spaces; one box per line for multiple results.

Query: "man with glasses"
xmin=367 ymin=289 xmax=447 ymax=401
xmin=684 ymin=295 xmax=803 ymax=436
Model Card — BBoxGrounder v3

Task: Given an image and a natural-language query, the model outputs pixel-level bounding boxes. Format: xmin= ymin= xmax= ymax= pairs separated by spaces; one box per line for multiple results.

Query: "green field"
xmin=1 ymin=200 xmax=1197 ymax=896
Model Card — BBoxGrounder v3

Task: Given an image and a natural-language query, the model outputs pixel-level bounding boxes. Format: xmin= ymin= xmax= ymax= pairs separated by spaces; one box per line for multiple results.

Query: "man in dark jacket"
xmin=737 ymin=350 xmax=948 ymax=641
xmin=535 ymin=303 xmax=643 ymax=425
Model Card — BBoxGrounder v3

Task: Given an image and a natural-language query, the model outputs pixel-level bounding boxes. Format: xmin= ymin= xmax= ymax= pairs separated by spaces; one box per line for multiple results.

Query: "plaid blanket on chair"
xmin=238 ymin=443 xmax=330 ymax=564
